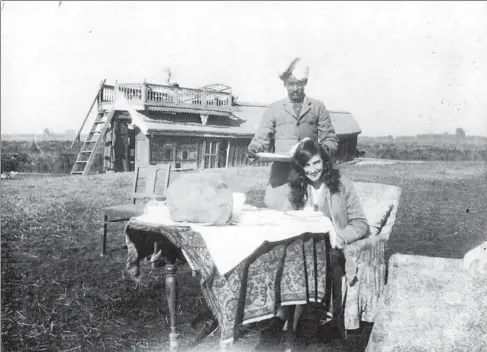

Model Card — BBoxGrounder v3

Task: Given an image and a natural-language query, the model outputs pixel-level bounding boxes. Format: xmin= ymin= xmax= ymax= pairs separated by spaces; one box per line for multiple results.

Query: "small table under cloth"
xmin=125 ymin=207 xmax=346 ymax=350
xmin=366 ymin=253 xmax=487 ymax=352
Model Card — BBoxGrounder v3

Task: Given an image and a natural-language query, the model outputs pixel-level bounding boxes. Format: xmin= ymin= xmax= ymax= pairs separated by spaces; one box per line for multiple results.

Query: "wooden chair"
xmin=101 ymin=163 xmax=172 ymax=256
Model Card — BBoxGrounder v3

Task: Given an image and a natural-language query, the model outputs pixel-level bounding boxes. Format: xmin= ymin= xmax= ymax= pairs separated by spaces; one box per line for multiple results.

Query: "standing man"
xmin=247 ymin=57 xmax=339 ymax=210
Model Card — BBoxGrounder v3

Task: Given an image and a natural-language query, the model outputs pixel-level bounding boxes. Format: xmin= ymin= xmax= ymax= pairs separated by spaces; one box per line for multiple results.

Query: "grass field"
xmin=2 ymin=136 xmax=487 ymax=174
xmin=1 ymin=161 xmax=487 ymax=352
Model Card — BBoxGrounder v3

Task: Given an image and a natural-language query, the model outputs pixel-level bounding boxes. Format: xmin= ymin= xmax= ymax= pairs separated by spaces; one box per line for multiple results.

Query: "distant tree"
xmin=455 ymin=128 xmax=466 ymax=138
xmin=29 ymin=136 xmax=42 ymax=154
xmin=43 ymin=128 xmax=52 ymax=137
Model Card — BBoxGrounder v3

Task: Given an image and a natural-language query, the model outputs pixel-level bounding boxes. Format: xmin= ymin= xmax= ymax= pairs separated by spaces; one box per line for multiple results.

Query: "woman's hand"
xmin=335 ymin=234 xmax=346 ymax=249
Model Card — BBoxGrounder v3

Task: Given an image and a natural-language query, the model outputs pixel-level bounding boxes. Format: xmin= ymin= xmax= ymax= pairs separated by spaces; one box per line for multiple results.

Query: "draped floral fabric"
xmin=125 ymin=220 xmax=343 ymax=343
xmin=124 ymin=182 xmax=403 ymax=343
xmin=366 ymin=254 xmax=487 ymax=352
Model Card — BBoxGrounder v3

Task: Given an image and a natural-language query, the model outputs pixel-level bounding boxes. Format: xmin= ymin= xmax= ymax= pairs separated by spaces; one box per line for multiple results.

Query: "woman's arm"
xmin=336 ymin=177 xmax=369 ymax=245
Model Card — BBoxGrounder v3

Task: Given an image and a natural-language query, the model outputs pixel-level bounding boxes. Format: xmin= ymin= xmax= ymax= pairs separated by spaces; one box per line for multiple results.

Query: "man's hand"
xmin=246 ymin=152 xmax=258 ymax=163
xmin=246 ymin=144 xmax=260 ymax=163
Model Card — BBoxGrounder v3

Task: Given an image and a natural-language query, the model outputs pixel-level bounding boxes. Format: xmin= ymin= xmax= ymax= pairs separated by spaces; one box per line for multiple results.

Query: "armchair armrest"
xmin=343 ymin=183 xmax=402 ymax=330
xmin=344 ymin=184 xmax=401 ymax=266
xmin=353 ymin=182 xmax=402 ymax=239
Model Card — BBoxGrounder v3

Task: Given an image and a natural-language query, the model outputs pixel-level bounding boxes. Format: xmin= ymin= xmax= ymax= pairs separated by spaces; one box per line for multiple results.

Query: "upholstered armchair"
xmin=343 ymin=182 xmax=402 ymax=330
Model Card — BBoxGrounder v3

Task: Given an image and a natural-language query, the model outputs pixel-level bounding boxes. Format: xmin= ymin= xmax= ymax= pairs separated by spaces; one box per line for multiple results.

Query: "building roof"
xmin=329 ymin=111 xmax=362 ymax=135
xmin=145 ymin=121 xmax=254 ymax=137
xmin=131 ymin=110 xmax=254 ymax=137
xmin=128 ymin=103 xmax=361 ymax=138
xmin=232 ymin=104 xmax=267 ymax=134
xmin=147 ymin=105 xmax=232 ymax=117
xmin=232 ymin=105 xmax=362 ymax=136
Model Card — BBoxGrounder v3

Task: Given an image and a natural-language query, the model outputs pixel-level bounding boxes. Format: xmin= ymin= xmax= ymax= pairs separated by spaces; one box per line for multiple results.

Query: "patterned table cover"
xmin=124 ymin=181 xmax=403 ymax=341
xmin=125 ymin=219 xmax=343 ymax=343
xmin=366 ymin=254 xmax=487 ymax=352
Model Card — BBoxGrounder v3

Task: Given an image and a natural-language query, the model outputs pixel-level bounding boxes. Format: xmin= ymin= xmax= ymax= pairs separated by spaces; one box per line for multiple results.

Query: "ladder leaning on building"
xmin=70 ymin=110 xmax=115 ymax=175
xmin=70 ymin=79 xmax=117 ymax=175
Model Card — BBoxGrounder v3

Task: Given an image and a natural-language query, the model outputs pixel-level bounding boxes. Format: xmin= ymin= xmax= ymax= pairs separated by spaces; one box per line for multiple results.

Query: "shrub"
xmin=357 ymin=141 xmax=487 ymax=161
xmin=1 ymin=153 xmax=30 ymax=173
xmin=1 ymin=141 xmax=81 ymax=173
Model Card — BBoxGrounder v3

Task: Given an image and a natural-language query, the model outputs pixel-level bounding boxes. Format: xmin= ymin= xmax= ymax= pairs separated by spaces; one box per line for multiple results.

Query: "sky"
xmin=1 ymin=1 xmax=487 ymax=137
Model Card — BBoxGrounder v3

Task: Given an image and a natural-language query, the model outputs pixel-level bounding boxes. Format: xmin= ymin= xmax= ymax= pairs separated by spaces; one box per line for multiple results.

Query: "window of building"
xmin=150 ymin=139 xmax=174 ymax=163
xmin=165 ymin=148 xmax=172 ymax=160
xmin=203 ymin=141 xmax=219 ymax=168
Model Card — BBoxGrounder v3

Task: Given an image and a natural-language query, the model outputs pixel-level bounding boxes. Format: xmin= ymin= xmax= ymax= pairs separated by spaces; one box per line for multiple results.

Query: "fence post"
xmin=142 ymin=80 xmax=147 ymax=105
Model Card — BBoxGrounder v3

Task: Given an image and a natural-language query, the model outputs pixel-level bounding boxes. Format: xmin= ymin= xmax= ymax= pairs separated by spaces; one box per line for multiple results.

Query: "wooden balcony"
xmin=98 ymin=82 xmax=234 ymax=115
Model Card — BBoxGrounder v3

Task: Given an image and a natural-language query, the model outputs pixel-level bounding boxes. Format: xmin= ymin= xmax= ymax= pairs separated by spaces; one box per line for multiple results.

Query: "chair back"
xmin=132 ymin=163 xmax=172 ymax=204
xmin=353 ymin=182 xmax=402 ymax=238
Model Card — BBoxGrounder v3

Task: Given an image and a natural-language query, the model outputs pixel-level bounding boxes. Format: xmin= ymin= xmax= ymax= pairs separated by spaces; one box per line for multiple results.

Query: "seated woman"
xmin=258 ymin=139 xmax=369 ymax=347
xmin=286 ymin=138 xmax=369 ymax=248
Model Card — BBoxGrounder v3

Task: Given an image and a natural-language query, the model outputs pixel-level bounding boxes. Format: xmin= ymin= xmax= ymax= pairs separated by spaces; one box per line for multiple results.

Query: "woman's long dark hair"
xmin=288 ymin=139 xmax=341 ymax=209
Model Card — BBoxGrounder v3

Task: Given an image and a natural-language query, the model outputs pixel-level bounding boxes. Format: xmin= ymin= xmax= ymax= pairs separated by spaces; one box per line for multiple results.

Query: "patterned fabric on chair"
xmin=343 ymin=182 xmax=402 ymax=330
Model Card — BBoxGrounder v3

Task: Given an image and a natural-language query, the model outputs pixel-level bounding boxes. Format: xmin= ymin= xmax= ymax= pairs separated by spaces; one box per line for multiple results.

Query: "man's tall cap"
xmin=279 ymin=57 xmax=309 ymax=81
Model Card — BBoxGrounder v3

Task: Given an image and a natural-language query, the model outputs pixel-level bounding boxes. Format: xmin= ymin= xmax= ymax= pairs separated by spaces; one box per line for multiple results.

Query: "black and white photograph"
xmin=1 ymin=1 xmax=486 ymax=352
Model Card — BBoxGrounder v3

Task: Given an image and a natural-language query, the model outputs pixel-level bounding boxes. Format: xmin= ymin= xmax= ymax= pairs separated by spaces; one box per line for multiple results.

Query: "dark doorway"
xmin=114 ymin=121 xmax=135 ymax=172
xmin=218 ymin=140 xmax=228 ymax=168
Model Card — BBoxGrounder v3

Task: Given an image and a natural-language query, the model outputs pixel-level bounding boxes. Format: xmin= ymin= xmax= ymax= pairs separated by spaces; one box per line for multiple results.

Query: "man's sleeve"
xmin=317 ymin=103 xmax=339 ymax=157
xmin=248 ymin=106 xmax=275 ymax=153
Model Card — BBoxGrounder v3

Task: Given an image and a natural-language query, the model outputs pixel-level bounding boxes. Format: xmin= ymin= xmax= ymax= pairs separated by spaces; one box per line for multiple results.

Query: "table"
xmin=125 ymin=217 xmax=345 ymax=351
xmin=366 ymin=254 xmax=487 ymax=352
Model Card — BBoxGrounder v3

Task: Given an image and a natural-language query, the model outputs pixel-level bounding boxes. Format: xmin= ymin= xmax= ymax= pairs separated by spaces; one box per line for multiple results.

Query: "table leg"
xmin=165 ymin=264 xmax=179 ymax=351
xmin=284 ymin=305 xmax=296 ymax=352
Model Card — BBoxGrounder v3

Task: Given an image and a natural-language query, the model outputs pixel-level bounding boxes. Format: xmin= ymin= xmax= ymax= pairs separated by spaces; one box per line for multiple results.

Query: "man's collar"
xmin=284 ymin=95 xmax=308 ymax=105
xmin=281 ymin=96 xmax=311 ymax=119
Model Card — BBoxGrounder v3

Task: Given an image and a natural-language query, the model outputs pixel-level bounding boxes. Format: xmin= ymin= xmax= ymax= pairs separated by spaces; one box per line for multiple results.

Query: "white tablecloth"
xmin=135 ymin=205 xmax=336 ymax=275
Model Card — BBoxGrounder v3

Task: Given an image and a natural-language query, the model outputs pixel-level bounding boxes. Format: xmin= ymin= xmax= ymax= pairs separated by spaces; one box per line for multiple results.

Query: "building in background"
xmin=71 ymin=81 xmax=362 ymax=175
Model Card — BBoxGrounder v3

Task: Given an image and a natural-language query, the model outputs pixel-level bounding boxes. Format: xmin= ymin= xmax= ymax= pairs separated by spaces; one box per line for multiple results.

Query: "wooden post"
xmin=114 ymin=80 xmax=119 ymax=103
xmin=142 ymin=80 xmax=147 ymax=106
xmin=225 ymin=140 xmax=231 ymax=168
xmin=214 ymin=141 xmax=220 ymax=169
xmin=200 ymin=141 xmax=206 ymax=169
xmin=237 ymin=144 xmax=243 ymax=167
xmin=202 ymin=90 xmax=207 ymax=108
xmin=173 ymin=86 xmax=179 ymax=104
xmin=165 ymin=264 xmax=179 ymax=351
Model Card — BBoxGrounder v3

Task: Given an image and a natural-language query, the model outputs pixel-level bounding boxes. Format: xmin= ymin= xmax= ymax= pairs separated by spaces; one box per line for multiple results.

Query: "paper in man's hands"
xmin=256 ymin=137 xmax=311 ymax=162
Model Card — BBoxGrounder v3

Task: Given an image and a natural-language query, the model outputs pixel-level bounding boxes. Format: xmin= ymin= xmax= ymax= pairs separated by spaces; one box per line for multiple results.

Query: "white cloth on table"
xmin=135 ymin=204 xmax=336 ymax=275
